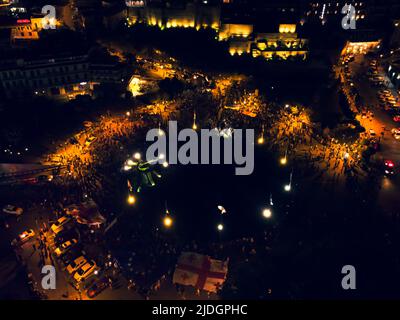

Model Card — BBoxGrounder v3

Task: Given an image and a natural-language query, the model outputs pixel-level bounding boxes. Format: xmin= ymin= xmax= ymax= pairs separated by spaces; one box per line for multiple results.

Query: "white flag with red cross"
xmin=172 ymin=252 xmax=228 ymax=293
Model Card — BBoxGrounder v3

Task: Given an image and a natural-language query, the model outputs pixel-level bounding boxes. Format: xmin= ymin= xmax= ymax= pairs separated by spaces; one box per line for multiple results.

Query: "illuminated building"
xmin=0 ymin=44 xmax=129 ymax=99
xmin=218 ymin=23 xmax=253 ymax=40
xmin=225 ymin=23 xmax=308 ymax=60
xmin=127 ymin=1 xmax=309 ymax=61
xmin=0 ymin=54 xmax=91 ymax=99
xmin=306 ymin=1 xmax=367 ymax=23
xmin=341 ymin=40 xmax=380 ymax=55
xmin=250 ymin=24 xmax=308 ymax=60
xmin=127 ymin=0 xmax=220 ymax=30
xmin=10 ymin=13 xmax=60 ymax=44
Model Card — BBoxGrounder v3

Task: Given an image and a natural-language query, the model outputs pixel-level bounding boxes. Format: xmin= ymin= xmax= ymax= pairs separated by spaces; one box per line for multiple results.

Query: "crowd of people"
xmin=21 ymin=59 xmax=380 ymax=299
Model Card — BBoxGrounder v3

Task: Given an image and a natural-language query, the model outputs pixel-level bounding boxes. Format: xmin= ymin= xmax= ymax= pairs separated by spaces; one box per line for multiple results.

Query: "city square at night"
xmin=0 ymin=0 xmax=400 ymax=312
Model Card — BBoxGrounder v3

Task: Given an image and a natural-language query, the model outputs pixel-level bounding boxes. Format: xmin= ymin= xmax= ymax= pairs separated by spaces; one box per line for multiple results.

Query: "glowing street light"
xmin=158 ymin=123 xmax=164 ymax=136
xmin=163 ymin=215 xmax=173 ymax=228
xmin=162 ymin=161 xmax=169 ymax=168
xmin=217 ymin=205 xmax=227 ymax=214
xmin=127 ymin=194 xmax=136 ymax=205
xmin=262 ymin=208 xmax=272 ymax=219
xmin=280 ymin=146 xmax=288 ymax=165
xmin=134 ymin=152 xmax=141 ymax=160
xmin=192 ymin=111 xmax=197 ymax=130
xmin=126 ymin=159 xmax=136 ymax=166
xmin=258 ymin=125 xmax=265 ymax=144
xmin=217 ymin=223 xmax=224 ymax=231
xmin=284 ymin=170 xmax=293 ymax=192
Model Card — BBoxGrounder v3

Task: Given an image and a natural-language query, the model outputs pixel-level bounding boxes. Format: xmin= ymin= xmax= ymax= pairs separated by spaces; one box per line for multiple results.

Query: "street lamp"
xmin=126 ymin=159 xmax=135 ymax=166
xmin=158 ymin=123 xmax=164 ymax=136
xmin=192 ymin=111 xmax=197 ymax=130
xmin=280 ymin=146 xmax=288 ymax=165
xmin=217 ymin=223 xmax=224 ymax=231
xmin=134 ymin=152 xmax=141 ymax=160
xmin=217 ymin=205 xmax=227 ymax=214
xmin=258 ymin=125 xmax=265 ymax=144
xmin=162 ymin=161 xmax=169 ymax=168
xmin=284 ymin=170 xmax=293 ymax=192
xmin=262 ymin=208 xmax=272 ymax=219
xmin=163 ymin=215 xmax=173 ymax=228
xmin=127 ymin=194 xmax=136 ymax=205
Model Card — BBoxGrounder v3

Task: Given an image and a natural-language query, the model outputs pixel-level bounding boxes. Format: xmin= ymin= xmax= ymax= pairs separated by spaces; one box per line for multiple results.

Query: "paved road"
xmin=349 ymin=54 xmax=400 ymax=215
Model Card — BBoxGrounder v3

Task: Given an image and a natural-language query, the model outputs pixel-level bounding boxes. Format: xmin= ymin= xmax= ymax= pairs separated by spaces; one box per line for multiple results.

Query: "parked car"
xmin=50 ymin=216 xmax=71 ymax=235
xmin=54 ymin=239 xmax=78 ymax=257
xmin=66 ymin=256 xmax=87 ymax=274
xmin=86 ymin=277 xmax=110 ymax=298
xmin=11 ymin=229 xmax=35 ymax=246
xmin=2 ymin=205 xmax=23 ymax=216
xmin=73 ymin=260 xmax=98 ymax=283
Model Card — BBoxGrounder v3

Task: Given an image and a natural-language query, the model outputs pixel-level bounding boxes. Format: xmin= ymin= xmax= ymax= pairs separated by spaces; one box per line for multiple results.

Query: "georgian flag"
xmin=173 ymin=252 xmax=228 ymax=293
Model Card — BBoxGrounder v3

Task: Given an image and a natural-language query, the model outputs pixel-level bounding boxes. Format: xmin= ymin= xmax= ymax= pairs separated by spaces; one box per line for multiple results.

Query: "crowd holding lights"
xmin=38 ymin=52 xmax=381 ymax=247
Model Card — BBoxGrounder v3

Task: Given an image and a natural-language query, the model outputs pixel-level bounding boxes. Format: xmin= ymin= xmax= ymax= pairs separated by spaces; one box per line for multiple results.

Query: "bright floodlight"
xmin=284 ymin=184 xmax=291 ymax=192
xmin=127 ymin=194 xmax=136 ymax=205
xmin=262 ymin=208 xmax=272 ymax=219
xmin=126 ymin=159 xmax=135 ymax=166
xmin=163 ymin=216 xmax=173 ymax=228
xmin=217 ymin=223 xmax=224 ymax=231
xmin=217 ymin=205 xmax=226 ymax=214
xmin=163 ymin=162 xmax=169 ymax=168
xmin=134 ymin=152 xmax=141 ymax=160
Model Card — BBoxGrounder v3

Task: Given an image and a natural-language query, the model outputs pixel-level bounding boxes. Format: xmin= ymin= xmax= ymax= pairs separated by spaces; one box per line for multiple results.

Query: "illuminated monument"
xmin=126 ymin=1 xmax=309 ymax=61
